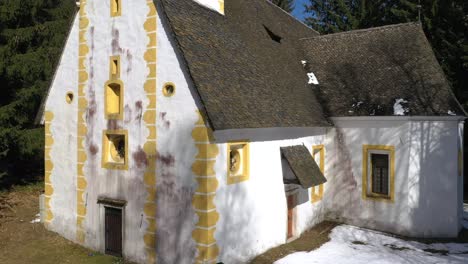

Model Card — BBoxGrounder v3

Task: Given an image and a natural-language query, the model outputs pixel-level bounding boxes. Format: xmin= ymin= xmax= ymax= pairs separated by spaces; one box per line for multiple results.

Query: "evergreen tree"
xmin=0 ymin=0 xmax=76 ymax=189
xmin=270 ymin=0 xmax=295 ymax=13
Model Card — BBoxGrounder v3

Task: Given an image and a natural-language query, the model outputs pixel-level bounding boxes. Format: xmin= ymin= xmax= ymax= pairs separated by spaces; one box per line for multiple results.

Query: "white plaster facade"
xmin=42 ymin=1 xmax=465 ymax=263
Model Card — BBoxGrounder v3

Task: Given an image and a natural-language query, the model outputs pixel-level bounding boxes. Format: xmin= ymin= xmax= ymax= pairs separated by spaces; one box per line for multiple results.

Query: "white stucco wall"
xmin=44 ymin=14 xmax=79 ymax=241
xmin=325 ymin=118 xmax=462 ymax=238
xmin=154 ymin=6 xmax=203 ymax=263
xmin=214 ymin=129 xmax=328 ymax=263
xmin=79 ymin=1 xmax=151 ymax=262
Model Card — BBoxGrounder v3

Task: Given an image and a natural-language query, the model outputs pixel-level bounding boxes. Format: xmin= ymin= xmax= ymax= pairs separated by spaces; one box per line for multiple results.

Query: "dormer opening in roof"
xmin=192 ymin=0 xmax=225 ymax=15
xmin=263 ymin=25 xmax=282 ymax=43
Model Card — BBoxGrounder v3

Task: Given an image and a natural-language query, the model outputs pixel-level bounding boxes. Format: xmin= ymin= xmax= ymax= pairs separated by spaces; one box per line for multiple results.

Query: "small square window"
xmin=362 ymin=145 xmax=395 ymax=202
xmin=227 ymin=141 xmax=249 ymax=185
xmin=102 ymin=130 xmax=128 ymax=170
xmin=105 ymin=80 xmax=124 ymax=120
xmin=111 ymin=0 xmax=122 ymax=17
xmin=110 ymin=56 xmax=120 ymax=80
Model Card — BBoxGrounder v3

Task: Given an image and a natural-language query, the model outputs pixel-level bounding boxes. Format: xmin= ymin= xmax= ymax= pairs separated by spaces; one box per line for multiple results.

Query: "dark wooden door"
xmin=105 ymin=207 xmax=122 ymax=256
xmin=287 ymin=194 xmax=296 ymax=239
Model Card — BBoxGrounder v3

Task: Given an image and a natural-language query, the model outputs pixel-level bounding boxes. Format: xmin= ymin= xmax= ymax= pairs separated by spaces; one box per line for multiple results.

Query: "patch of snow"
xmin=275 ymin=225 xmax=468 ymax=264
xmin=30 ymin=213 xmax=40 ymax=224
xmin=352 ymin=101 xmax=364 ymax=108
xmin=393 ymin=98 xmax=409 ymax=116
xmin=448 ymin=110 xmax=456 ymax=116
xmin=307 ymin=72 xmax=319 ymax=85
xmin=301 ymin=60 xmax=307 ymax=67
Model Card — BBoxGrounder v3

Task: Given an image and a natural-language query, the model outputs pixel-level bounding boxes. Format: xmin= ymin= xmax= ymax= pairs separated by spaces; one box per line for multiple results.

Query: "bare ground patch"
xmin=250 ymin=221 xmax=339 ymax=264
xmin=0 ymin=183 xmax=133 ymax=264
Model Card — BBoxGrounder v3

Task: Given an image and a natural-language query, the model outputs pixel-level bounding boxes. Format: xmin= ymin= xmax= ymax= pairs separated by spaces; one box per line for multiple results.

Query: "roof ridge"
xmin=299 ymin=22 xmax=421 ymax=41
xmin=263 ymin=0 xmax=319 ymax=35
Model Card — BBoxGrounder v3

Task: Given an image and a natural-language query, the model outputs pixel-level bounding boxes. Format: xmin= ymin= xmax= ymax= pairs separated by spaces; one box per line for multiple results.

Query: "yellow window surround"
xmin=105 ymin=80 xmax=124 ymax=120
xmin=109 ymin=56 xmax=120 ymax=80
xmin=227 ymin=141 xmax=250 ymax=185
xmin=110 ymin=0 xmax=122 ymax=17
xmin=311 ymin=145 xmax=325 ymax=203
xmin=362 ymin=145 xmax=395 ymax=202
xmin=163 ymin=82 xmax=176 ymax=97
xmin=102 ymin=130 xmax=128 ymax=170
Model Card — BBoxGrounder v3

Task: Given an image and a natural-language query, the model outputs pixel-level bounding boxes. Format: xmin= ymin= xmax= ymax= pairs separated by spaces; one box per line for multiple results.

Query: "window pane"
xmin=371 ymin=154 xmax=389 ymax=195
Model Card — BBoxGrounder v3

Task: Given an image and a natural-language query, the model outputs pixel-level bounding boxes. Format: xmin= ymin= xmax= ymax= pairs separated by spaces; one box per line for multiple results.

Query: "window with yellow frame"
xmin=110 ymin=0 xmax=122 ymax=17
xmin=102 ymin=130 xmax=128 ymax=170
xmin=227 ymin=141 xmax=249 ymax=185
xmin=362 ymin=145 xmax=395 ymax=202
xmin=311 ymin=145 xmax=325 ymax=203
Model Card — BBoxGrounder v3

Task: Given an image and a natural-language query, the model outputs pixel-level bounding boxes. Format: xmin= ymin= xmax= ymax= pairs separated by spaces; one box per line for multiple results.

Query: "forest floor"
xmin=0 ymin=183 xmax=133 ymax=264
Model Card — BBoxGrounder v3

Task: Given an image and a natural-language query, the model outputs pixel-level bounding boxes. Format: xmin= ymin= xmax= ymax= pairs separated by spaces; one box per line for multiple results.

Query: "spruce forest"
xmin=0 ymin=0 xmax=466 ymax=189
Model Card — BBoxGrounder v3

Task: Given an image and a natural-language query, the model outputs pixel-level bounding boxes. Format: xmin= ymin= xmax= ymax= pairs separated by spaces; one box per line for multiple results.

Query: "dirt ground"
xmin=0 ymin=183 xmax=132 ymax=264
xmin=250 ymin=221 xmax=339 ymax=263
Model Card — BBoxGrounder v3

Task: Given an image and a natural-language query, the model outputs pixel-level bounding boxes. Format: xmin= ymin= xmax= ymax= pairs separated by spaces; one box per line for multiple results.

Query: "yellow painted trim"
xmin=162 ymin=82 xmax=176 ymax=97
xmin=104 ymin=80 xmax=124 ymax=120
xmin=110 ymin=0 xmax=122 ymax=17
xmin=143 ymin=2 xmax=158 ymax=262
xmin=311 ymin=145 xmax=325 ymax=203
xmin=101 ymin=130 xmax=129 ymax=170
xmin=218 ymin=0 xmax=224 ymax=15
xmin=196 ymin=244 xmax=219 ymax=263
xmin=44 ymin=110 xmax=55 ymax=225
xmin=191 ymin=110 xmax=220 ymax=263
xmin=109 ymin=55 xmax=121 ymax=80
xmin=227 ymin=141 xmax=250 ymax=185
xmin=362 ymin=145 xmax=395 ymax=202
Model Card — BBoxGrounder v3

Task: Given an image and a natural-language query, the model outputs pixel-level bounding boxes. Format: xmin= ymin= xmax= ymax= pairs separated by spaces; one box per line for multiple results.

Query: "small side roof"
xmin=301 ymin=22 xmax=465 ymax=117
xmin=280 ymin=145 xmax=326 ymax=188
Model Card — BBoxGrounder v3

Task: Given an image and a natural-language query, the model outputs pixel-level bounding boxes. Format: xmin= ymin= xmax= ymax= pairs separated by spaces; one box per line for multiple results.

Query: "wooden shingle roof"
xmin=300 ymin=23 xmax=465 ymax=117
xmin=159 ymin=0 xmax=332 ymax=131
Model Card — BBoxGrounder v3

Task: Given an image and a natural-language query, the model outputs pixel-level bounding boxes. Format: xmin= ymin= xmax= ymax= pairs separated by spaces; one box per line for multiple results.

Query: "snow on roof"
xmin=192 ymin=0 xmax=224 ymax=15
xmin=393 ymin=98 xmax=408 ymax=116
xmin=307 ymin=72 xmax=319 ymax=85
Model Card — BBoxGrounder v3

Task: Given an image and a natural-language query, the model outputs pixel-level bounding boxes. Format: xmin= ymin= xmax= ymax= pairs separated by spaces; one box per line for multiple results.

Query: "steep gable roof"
xmin=159 ymin=0 xmax=332 ymax=130
xmin=300 ymin=23 xmax=465 ymax=117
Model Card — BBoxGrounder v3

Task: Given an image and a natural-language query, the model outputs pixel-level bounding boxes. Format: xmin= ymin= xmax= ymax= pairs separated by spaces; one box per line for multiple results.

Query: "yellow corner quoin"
xmin=311 ymin=145 xmax=325 ymax=203
xmin=104 ymin=80 xmax=124 ymax=120
xmin=362 ymin=145 xmax=395 ymax=202
xmin=143 ymin=2 xmax=158 ymax=263
xmin=227 ymin=141 xmax=250 ymax=185
xmin=102 ymin=130 xmax=129 ymax=170
xmin=110 ymin=0 xmax=122 ymax=17
xmin=76 ymin=0 xmax=89 ymax=246
xmin=44 ymin=111 xmax=55 ymax=225
xmin=191 ymin=110 xmax=221 ymax=263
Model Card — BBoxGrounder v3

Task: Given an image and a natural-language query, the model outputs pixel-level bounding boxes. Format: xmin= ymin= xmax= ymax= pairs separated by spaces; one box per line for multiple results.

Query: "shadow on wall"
xmin=328 ymin=118 xmax=455 ymax=237
xmin=316 ymin=38 xmax=460 ymax=237
xmin=155 ymin=150 xmax=197 ymax=263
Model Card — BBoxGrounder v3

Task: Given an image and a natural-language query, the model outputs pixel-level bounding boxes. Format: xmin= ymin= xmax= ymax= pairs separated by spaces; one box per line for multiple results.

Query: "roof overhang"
xmin=331 ymin=116 xmax=466 ymax=122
